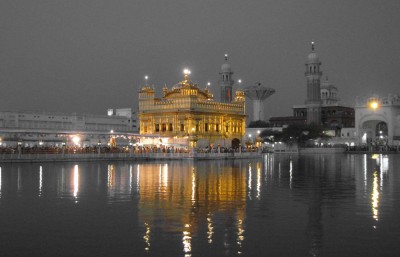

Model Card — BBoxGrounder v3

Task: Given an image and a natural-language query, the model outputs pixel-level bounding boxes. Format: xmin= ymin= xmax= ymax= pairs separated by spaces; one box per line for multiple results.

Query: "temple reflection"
xmin=137 ymin=161 xmax=247 ymax=254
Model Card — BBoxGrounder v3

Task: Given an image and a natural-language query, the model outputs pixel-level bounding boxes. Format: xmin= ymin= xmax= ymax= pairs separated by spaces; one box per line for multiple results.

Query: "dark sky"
xmin=1 ymin=0 xmax=399 ymax=119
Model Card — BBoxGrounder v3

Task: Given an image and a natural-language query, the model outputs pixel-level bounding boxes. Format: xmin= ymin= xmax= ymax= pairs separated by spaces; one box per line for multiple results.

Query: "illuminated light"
xmin=39 ymin=141 xmax=43 ymax=146
xmin=110 ymin=130 xmax=114 ymax=134
xmin=238 ymin=79 xmax=242 ymax=84
xmin=207 ymin=82 xmax=211 ymax=86
xmin=0 ymin=167 xmax=2 ymax=197
xmin=144 ymin=75 xmax=148 ymax=80
xmin=369 ymin=101 xmax=379 ymax=110
xmin=248 ymin=134 xmax=252 ymax=138
xmin=183 ymin=69 xmax=191 ymax=75
xmin=73 ymin=165 xmax=79 ymax=199
xmin=72 ymin=136 xmax=80 ymax=146
xmin=371 ymin=154 xmax=379 ymax=160
xmin=257 ymin=130 xmax=260 ymax=134
xmin=372 ymin=171 xmax=379 ymax=221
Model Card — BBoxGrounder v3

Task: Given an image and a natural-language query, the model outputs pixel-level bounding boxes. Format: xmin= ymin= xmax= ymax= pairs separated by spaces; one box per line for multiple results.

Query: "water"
xmin=0 ymin=154 xmax=399 ymax=257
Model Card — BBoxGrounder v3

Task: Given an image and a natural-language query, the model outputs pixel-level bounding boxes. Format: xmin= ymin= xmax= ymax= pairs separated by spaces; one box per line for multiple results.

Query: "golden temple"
xmin=138 ymin=68 xmax=246 ymax=149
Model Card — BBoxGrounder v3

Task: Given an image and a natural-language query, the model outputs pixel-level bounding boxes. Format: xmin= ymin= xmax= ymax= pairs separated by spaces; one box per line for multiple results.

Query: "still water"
xmin=0 ymin=154 xmax=399 ymax=257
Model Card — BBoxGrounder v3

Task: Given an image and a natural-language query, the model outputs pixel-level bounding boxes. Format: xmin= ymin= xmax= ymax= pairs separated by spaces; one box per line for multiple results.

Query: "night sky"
xmin=1 ymin=0 xmax=399 ymax=119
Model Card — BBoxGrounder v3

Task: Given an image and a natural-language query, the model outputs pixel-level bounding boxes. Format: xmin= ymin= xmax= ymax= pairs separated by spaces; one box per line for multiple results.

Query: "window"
xmin=216 ymin=124 xmax=219 ymax=132
xmin=205 ymin=123 xmax=208 ymax=132
xmin=169 ymin=123 xmax=173 ymax=131
xmin=155 ymin=124 xmax=160 ymax=132
xmin=180 ymin=124 xmax=184 ymax=132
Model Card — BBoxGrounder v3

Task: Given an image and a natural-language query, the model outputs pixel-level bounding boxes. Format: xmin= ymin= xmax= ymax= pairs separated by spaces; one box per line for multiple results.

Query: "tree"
xmin=260 ymin=124 xmax=331 ymax=146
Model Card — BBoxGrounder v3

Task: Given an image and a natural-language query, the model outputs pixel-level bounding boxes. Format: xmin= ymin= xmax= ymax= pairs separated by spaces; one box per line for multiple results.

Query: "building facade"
xmin=0 ymin=109 xmax=138 ymax=147
xmin=138 ymin=69 xmax=246 ymax=149
xmin=354 ymin=94 xmax=400 ymax=146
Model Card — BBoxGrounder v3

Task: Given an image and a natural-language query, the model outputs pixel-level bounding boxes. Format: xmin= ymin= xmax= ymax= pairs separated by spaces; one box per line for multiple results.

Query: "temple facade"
xmin=138 ymin=69 xmax=246 ymax=149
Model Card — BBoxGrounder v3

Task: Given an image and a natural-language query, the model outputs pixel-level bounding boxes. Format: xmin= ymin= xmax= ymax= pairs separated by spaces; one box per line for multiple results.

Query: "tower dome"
xmin=221 ymin=54 xmax=231 ymax=72
xmin=307 ymin=42 xmax=319 ymax=63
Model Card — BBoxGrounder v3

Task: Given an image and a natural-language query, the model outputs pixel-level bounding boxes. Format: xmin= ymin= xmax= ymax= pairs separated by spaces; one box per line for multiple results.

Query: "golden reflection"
xmin=73 ymin=165 xmax=79 ymax=198
xmin=143 ymin=222 xmax=151 ymax=251
xmin=248 ymin=162 xmax=252 ymax=199
xmin=39 ymin=166 xmax=43 ymax=197
xmin=191 ymin=168 xmax=196 ymax=203
xmin=137 ymin=161 xmax=248 ymax=254
xmin=160 ymin=164 xmax=168 ymax=194
xmin=137 ymin=164 xmax=140 ymax=193
xmin=237 ymin=218 xmax=245 ymax=255
xmin=372 ymin=171 xmax=380 ymax=221
xmin=107 ymin=164 xmax=115 ymax=192
xmin=183 ymin=223 xmax=192 ymax=256
xmin=0 ymin=167 xmax=2 ymax=197
xmin=207 ymin=213 xmax=214 ymax=244
xmin=256 ymin=163 xmax=261 ymax=199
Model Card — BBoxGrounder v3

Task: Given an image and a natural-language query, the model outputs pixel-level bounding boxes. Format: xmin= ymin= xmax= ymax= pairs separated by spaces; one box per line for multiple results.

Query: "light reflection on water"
xmin=0 ymin=154 xmax=399 ymax=256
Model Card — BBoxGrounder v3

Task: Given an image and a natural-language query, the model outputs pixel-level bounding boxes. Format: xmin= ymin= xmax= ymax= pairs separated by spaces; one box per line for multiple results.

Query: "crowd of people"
xmin=0 ymin=145 xmax=262 ymax=155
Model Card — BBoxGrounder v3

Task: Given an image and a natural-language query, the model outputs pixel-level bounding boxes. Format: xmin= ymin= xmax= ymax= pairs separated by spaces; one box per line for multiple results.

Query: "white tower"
xmin=305 ymin=42 xmax=322 ymax=125
xmin=243 ymin=82 xmax=275 ymax=121
xmin=219 ymin=54 xmax=234 ymax=103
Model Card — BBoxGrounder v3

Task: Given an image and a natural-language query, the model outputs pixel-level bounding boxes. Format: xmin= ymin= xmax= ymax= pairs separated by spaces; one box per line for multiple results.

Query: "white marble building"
xmin=0 ymin=109 xmax=138 ymax=147
xmin=354 ymin=94 xmax=400 ymax=146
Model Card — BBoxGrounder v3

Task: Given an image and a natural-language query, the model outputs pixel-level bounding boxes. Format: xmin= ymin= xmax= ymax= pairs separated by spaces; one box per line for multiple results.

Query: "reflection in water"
xmin=0 ymin=154 xmax=399 ymax=256
xmin=143 ymin=222 xmax=151 ymax=252
xmin=248 ymin=162 xmax=252 ymax=200
xmin=183 ymin=223 xmax=192 ymax=257
xmin=372 ymin=171 xmax=380 ymax=222
xmin=129 ymin=164 xmax=133 ymax=193
xmin=289 ymin=158 xmax=293 ymax=189
xmin=73 ymin=165 xmax=79 ymax=199
xmin=363 ymin=154 xmax=367 ymax=192
xmin=17 ymin=167 xmax=22 ymax=193
xmin=237 ymin=218 xmax=244 ymax=255
xmin=39 ymin=166 xmax=43 ymax=197
xmin=107 ymin=164 xmax=114 ymax=192
xmin=137 ymin=161 xmax=247 ymax=255
xmin=137 ymin=164 xmax=140 ymax=193
xmin=256 ymin=162 xmax=261 ymax=199
xmin=207 ymin=213 xmax=214 ymax=244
